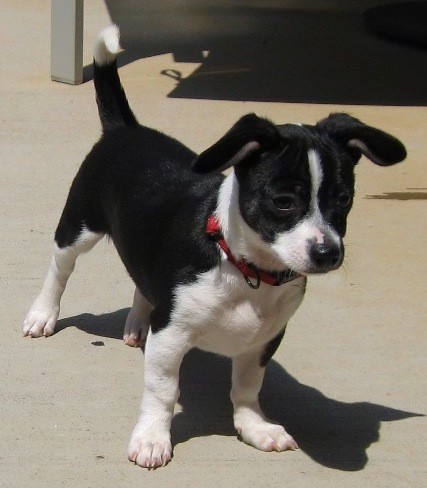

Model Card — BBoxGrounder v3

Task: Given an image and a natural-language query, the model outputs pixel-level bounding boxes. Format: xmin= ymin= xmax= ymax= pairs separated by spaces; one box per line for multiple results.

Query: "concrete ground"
xmin=1 ymin=1 xmax=425 ymax=487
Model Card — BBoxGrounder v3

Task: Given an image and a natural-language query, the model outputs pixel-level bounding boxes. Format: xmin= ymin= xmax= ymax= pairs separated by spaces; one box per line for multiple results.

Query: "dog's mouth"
xmin=301 ymin=260 xmax=343 ymax=275
xmin=243 ymin=246 xmax=344 ymax=279
xmin=243 ymin=252 xmax=344 ymax=284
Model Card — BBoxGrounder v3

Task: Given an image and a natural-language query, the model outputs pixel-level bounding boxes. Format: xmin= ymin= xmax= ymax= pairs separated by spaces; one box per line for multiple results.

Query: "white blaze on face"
xmin=271 ymin=149 xmax=340 ymax=273
xmin=307 ymin=148 xmax=324 ymax=239
xmin=307 ymin=148 xmax=335 ymax=246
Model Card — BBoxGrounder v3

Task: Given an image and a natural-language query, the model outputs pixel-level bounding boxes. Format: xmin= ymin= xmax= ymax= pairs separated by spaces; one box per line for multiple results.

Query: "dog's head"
xmin=193 ymin=113 xmax=406 ymax=275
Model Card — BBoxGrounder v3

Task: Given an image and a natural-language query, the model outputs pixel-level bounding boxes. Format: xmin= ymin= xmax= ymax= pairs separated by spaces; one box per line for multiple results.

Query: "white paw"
xmin=123 ymin=311 xmax=149 ymax=348
xmin=128 ymin=426 xmax=172 ymax=469
xmin=237 ymin=420 xmax=298 ymax=452
xmin=23 ymin=302 xmax=59 ymax=338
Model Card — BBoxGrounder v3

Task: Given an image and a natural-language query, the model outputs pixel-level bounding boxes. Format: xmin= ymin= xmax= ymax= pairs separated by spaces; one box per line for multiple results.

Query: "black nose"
xmin=310 ymin=243 xmax=343 ymax=270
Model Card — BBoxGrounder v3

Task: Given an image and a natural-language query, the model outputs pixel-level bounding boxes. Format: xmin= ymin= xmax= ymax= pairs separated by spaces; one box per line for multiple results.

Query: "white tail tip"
xmin=94 ymin=25 xmax=121 ymax=66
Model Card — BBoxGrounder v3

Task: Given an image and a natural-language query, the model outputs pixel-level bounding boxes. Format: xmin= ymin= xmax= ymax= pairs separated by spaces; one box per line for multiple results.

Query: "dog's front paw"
xmin=237 ymin=418 xmax=298 ymax=452
xmin=23 ymin=301 xmax=59 ymax=338
xmin=128 ymin=426 xmax=172 ymax=469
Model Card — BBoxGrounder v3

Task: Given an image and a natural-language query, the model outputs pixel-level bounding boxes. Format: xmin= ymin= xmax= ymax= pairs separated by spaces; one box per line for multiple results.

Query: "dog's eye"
xmin=272 ymin=196 xmax=295 ymax=211
xmin=337 ymin=192 xmax=352 ymax=207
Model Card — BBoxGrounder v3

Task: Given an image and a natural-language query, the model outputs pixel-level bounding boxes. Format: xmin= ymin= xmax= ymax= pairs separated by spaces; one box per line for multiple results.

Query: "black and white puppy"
xmin=23 ymin=26 xmax=406 ymax=469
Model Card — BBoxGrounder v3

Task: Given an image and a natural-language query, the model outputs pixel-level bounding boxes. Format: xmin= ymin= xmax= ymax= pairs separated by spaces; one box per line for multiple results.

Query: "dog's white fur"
xmin=93 ymin=24 xmax=121 ymax=66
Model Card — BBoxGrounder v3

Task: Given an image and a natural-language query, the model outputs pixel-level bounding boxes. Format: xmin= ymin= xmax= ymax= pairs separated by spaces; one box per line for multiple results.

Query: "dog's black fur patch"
xmin=55 ymin=125 xmax=226 ymax=331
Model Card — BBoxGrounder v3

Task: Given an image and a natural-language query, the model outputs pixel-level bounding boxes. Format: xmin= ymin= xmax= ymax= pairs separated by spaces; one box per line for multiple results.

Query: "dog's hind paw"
xmin=23 ymin=302 xmax=59 ymax=338
xmin=123 ymin=308 xmax=149 ymax=348
xmin=128 ymin=429 xmax=172 ymax=469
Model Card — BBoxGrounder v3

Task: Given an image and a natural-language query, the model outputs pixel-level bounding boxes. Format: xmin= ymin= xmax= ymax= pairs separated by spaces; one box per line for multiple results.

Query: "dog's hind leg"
xmin=124 ymin=288 xmax=152 ymax=348
xmin=23 ymin=227 xmax=103 ymax=338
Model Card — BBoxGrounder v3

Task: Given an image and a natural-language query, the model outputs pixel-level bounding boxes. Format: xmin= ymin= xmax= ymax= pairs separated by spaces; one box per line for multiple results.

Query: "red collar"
xmin=206 ymin=215 xmax=302 ymax=289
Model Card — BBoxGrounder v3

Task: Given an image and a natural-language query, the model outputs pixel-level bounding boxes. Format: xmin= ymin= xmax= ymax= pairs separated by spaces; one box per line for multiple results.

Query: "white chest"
xmin=171 ymin=263 xmax=306 ymax=358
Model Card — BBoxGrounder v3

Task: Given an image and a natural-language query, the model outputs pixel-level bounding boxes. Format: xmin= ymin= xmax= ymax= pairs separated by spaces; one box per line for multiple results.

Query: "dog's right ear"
xmin=192 ymin=114 xmax=281 ymax=173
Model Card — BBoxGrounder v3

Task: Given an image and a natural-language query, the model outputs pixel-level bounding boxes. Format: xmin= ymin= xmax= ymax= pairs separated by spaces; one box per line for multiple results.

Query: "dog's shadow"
xmin=57 ymin=310 xmax=422 ymax=471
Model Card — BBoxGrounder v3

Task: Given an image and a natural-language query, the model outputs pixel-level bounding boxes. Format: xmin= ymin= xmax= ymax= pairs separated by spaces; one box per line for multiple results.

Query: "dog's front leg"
xmin=128 ymin=325 xmax=191 ymax=469
xmin=231 ymin=348 xmax=298 ymax=452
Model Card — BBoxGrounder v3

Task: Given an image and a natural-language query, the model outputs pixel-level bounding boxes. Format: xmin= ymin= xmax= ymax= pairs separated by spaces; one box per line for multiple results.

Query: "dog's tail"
xmin=93 ymin=25 xmax=138 ymax=132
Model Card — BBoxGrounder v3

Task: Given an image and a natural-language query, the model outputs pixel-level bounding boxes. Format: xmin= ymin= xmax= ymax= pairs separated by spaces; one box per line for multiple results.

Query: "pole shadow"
xmin=56 ymin=310 xmax=423 ymax=471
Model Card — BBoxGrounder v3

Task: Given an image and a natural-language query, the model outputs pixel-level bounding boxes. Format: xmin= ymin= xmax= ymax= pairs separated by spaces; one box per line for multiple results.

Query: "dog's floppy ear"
xmin=317 ymin=113 xmax=406 ymax=166
xmin=192 ymin=113 xmax=281 ymax=173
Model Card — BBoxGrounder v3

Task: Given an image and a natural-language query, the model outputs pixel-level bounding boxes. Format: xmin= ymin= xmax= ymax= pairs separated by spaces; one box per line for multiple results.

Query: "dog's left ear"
xmin=192 ymin=113 xmax=281 ymax=173
xmin=317 ymin=113 xmax=407 ymax=166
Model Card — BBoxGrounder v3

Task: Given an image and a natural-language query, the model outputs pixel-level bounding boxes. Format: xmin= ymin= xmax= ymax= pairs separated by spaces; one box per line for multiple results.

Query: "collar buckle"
xmin=244 ymin=268 xmax=261 ymax=289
